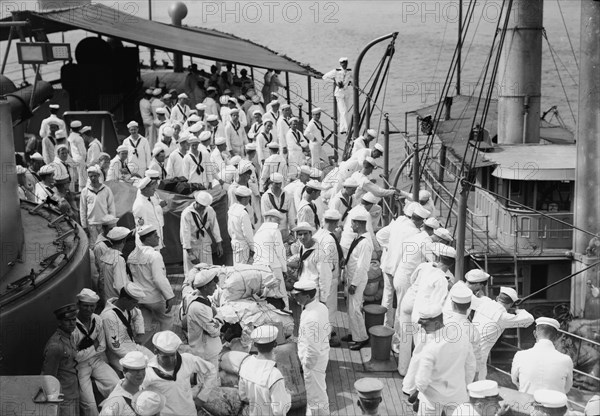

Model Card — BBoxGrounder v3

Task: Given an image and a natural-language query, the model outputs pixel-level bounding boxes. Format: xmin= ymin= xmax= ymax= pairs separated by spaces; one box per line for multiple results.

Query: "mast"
xmin=572 ymin=0 xmax=600 ymax=316
xmin=457 ymin=0 xmax=462 ymax=96
xmin=497 ymin=0 xmax=543 ymax=144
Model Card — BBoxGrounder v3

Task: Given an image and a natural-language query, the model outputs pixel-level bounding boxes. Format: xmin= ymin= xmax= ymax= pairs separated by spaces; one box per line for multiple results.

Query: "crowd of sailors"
xmin=13 ymin=58 xmax=600 ymax=416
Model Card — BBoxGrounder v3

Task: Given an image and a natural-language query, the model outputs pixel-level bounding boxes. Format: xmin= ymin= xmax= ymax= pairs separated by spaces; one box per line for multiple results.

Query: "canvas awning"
xmin=1 ymin=4 xmax=322 ymax=77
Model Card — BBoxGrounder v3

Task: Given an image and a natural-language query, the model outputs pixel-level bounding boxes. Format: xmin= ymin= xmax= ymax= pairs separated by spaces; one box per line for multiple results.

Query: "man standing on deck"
xmin=40 ymin=103 xmax=66 ymax=139
xmin=350 ymin=157 xmax=397 ymax=204
xmin=276 ymin=103 xmax=292 ymax=156
xmin=255 ymin=117 xmax=275 ymax=167
xmin=99 ymin=351 xmax=148 ymax=416
xmin=471 ymin=287 xmax=534 ymax=381
xmin=74 ymin=289 xmax=119 ymax=416
xmin=127 ymin=225 xmax=175 ymax=345
xmin=329 ymin=177 xmax=359 ymax=223
xmin=123 ymin=121 xmax=151 ymax=177
xmin=140 ymin=88 xmax=154 ymax=145
xmin=296 ymin=180 xmax=324 ymax=229
xmin=107 ymin=145 xmax=133 ymax=182
xmin=165 ymin=134 xmax=189 ymax=179
xmin=42 ymin=304 xmax=81 ymax=416
xmin=323 ymin=57 xmax=353 ymax=134
xmin=170 ymin=93 xmax=191 ymax=124
xmin=68 ymin=120 xmax=87 ymax=191
xmin=352 ymin=129 xmax=377 ymax=156
xmin=261 ymin=173 xmax=294 ymax=240
xmin=304 ymin=107 xmax=325 ymax=168
xmin=42 ymin=121 xmax=61 ymax=165
xmin=203 ymin=86 xmax=220 ymax=117
xmin=132 ymin=171 xmax=166 ymax=249
xmin=80 ymin=166 xmax=116 ymax=246
xmin=228 ymin=185 xmax=255 ymax=264
xmin=292 ymin=280 xmax=331 ymax=416
xmin=259 ymin=141 xmax=286 ymax=192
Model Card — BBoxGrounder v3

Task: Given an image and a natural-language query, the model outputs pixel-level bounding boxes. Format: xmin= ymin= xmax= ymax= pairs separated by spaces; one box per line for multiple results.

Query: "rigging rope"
xmin=555 ymin=0 xmax=579 ymax=71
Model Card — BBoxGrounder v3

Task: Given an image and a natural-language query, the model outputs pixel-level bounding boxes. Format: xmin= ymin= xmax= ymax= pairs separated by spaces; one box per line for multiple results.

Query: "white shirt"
xmin=39 ymin=114 xmax=66 ymax=138
xmin=253 ymin=222 xmax=287 ymax=271
xmin=106 ymin=156 xmax=131 ymax=182
xmin=210 ymin=147 xmax=229 ymax=175
xmin=340 ymin=204 xmax=378 ymax=251
xmin=328 ymin=191 xmax=354 ymax=222
xmin=349 ymin=170 xmax=395 ymax=205
xmin=180 ymin=204 xmax=222 ymax=250
xmin=68 ymin=132 xmax=86 ymax=165
xmin=298 ymin=300 xmax=331 ymax=371
xmin=132 ymin=192 xmax=165 ymax=248
xmin=202 ymin=97 xmax=219 ymax=117
xmin=298 ymin=243 xmax=332 ymax=303
xmin=304 ymin=118 xmax=325 ymax=143
xmin=225 ymin=121 xmax=248 ymax=154
xmin=286 ymin=128 xmax=308 ymax=166
xmin=73 ymin=313 xmax=107 ymax=363
xmin=313 ymin=228 xmax=342 ymax=277
xmin=139 ymin=97 xmax=153 ymax=125
xmin=79 ymin=184 xmax=115 ymax=228
xmin=276 ymin=117 xmax=290 ymax=150
xmin=148 ymin=159 xmax=168 ymax=180
xmin=444 ymin=311 xmax=483 ymax=377
xmin=411 ymin=264 xmax=449 ymax=322
xmin=255 ymin=130 xmax=274 ymax=163
xmin=261 ymin=189 xmax=294 ymax=231
xmin=511 ymin=338 xmax=573 ymax=394
xmin=381 ymin=216 xmax=420 ymax=276
xmin=100 ymin=299 xmax=145 ymax=363
xmin=124 ymin=135 xmax=151 ymax=175
xmin=142 ymin=353 xmax=216 ymax=416
xmin=227 ymin=203 xmax=254 ymax=251
xmin=87 ymin=138 xmax=103 ymax=165
xmin=99 ymin=380 xmax=137 ymax=416
xmin=166 ymin=150 xmax=187 ymax=179
xmin=183 ymin=149 xmax=213 ymax=186
xmin=239 ymin=356 xmax=291 ymax=416
xmin=322 ymin=67 xmax=352 ymax=98
xmin=259 ymin=153 xmax=287 ymax=191
xmin=127 ymin=244 xmax=174 ymax=304
xmin=393 ymin=231 xmax=432 ymax=283
xmin=344 ymin=232 xmax=374 ymax=287
xmin=170 ymin=102 xmax=191 ymax=124
xmin=296 ymin=199 xmax=320 ymax=229
xmin=183 ymin=292 xmax=222 ymax=360
xmin=98 ymin=249 xmax=129 ymax=300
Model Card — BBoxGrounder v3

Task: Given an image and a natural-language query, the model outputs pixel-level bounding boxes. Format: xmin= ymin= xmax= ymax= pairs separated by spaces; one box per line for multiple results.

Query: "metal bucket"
xmin=363 ymin=304 xmax=387 ymax=331
xmin=368 ymin=325 xmax=395 ymax=361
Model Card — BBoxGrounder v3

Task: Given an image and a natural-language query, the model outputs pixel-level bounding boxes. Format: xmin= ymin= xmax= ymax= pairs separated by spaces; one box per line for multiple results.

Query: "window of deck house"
xmin=535 ymin=181 xmax=572 ymax=212
xmin=507 ymin=180 xmax=534 ymax=209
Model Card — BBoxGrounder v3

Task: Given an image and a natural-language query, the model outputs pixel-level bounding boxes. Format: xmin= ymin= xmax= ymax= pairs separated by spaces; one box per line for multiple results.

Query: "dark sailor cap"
xmin=54 ymin=303 xmax=79 ymax=320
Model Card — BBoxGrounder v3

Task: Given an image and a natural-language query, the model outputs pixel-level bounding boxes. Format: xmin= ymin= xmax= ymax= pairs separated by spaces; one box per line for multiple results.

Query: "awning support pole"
xmin=456 ymin=176 xmax=470 ymax=280
xmin=1 ymin=26 xmax=14 ymax=75
xmin=333 ymin=81 xmax=339 ymax=162
xmin=384 ymin=113 xmax=390 ymax=221
xmin=413 ymin=119 xmax=420 ymax=202
xmin=307 ymin=76 xmax=313 ymax=116
xmin=285 ymin=72 xmax=291 ymax=103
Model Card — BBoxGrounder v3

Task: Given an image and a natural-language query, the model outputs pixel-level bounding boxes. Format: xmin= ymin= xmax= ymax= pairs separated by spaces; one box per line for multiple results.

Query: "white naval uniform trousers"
xmin=344 ymin=233 xmax=374 ymax=343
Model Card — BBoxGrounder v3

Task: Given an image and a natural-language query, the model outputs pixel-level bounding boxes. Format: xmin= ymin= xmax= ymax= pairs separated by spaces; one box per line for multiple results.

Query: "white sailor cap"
xmin=269 ymin=100 xmax=280 ymax=107
xmin=196 ymin=103 xmax=207 ymax=111
xmin=424 ymin=217 xmax=440 ymax=229
xmin=207 ymin=136 xmax=223 ymax=147
xmin=107 ymin=226 xmax=130 ymax=241
xmin=152 ymin=144 xmax=167 ymax=158
xmin=293 ymin=222 xmax=315 ymax=233
xmin=499 ymin=287 xmax=519 ymax=302
xmin=16 ymin=165 xmax=27 ymax=175
xmin=252 ymin=110 xmax=263 ymax=117
xmin=163 ymin=93 xmax=172 ymax=100
xmin=450 ymin=281 xmax=473 ymax=304
xmin=535 ymin=317 xmax=560 ymax=331
xmin=49 ymin=104 xmax=60 ymax=109
xmin=234 ymin=185 xmax=252 ymax=197
xmin=152 ymin=88 xmax=162 ymax=96
xmin=299 ymin=165 xmax=312 ymax=175
xmin=251 ymin=325 xmax=278 ymax=344
xmin=87 ymin=165 xmax=101 ymax=175
xmin=177 ymin=134 xmax=190 ymax=143
xmin=189 ymin=122 xmax=203 ymax=133
xmin=467 ymin=380 xmax=500 ymax=398
xmin=324 ymin=209 xmax=342 ymax=221
xmin=102 ymin=214 xmax=119 ymax=225
xmin=80 ymin=126 xmax=92 ymax=134
xmin=343 ymin=177 xmax=359 ymax=188
xmin=229 ymin=155 xmax=242 ymax=166
xmin=355 ymin=378 xmax=384 ymax=400
xmin=351 ymin=207 xmax=370 ymax=222
xmin=245 ymin=142 xmax=257 ymax=151
xmin=362 ymin=192 xmax=380 ymax=204
xmin=198 ymin=131 xmax=211 ymax=142
xmin=119 ymin=351 xmax=148 ymax=370
xmin=146 ymin=169 xmax=161 ymax=180
xmin=251 ymin=95 xmax=261 ymax=104
xmin=412 ymin=205 xmax=431 ymax=219
xmin=374 ymin=143 xmax=384 ymax=153
xmin=366 ymin=128 xmax=377 ymax=137
xmin=305 ymin=180 xmax=323 ymax=191
xmin=127 ymin=121 xmax=139 ymax=128
xmin=188 ymin=136 xmax=201 ymax=144
xmin=267 ymin=141 xmax=280 ymax=149
xmin=152 ymin=330 xmax=182 ymax=354
xmin=237 ymin=161 xmax=253 ymax=175
xmin=155 ymin=107 xmax=167 ymax=115
xmin=289 ymin=117 xmax=300 ymax=123
xmin=270 ymin=172 xmax=284 ymax=183
xmin=264 ymin=209 xmax=285 ymax=220
xmin=339 ymin=57 xmax=348 ymax=62
xmin=132 ymin=391 xmax=166 ymax=416
xmin=229 ymin=108 xmax=240 ymax=115
xmin=219 ymin=96 xmax=229 ymax=105
xmin=162 ymin=126 xmax=174 ymax=137
xmin=39 ymin=165 xmax=55 ymax=175
xmin=178 ymin=93 xmax=188 ymax=99
xmin=194 ymin=191 xmax=213 ymax=206
xmin=30 ymin=152 xmax=44 ymax=161
xmin=309 ymin=168 xmax=322 ymax=179
xmin=292 ymin=280 xmax=317 ymax=292
xmin=419 ymin=190 xmax=432 ymax=201
xmin=117 ymin=144 xmax=129 ymax=153
xmin=138 ymin=224 xmax=157 ymax=237
xmin=311 ymin=107 xmax=322 ymax=114
xmin=136 ymin=177 xmax=152 ymax=189
xmin=533 ymin=390 xmax=568 ymax=409
xmin=70 ymin=120 xmax=82 ymax=129
xmin=55 ymin=130 xmax=67 ymax=139
xmin=187 ymin=114 xmax=200 ymax=123
xmin=193 ymin=269 xmax=217 ymax=288
xmin=465 ymin=269 xmax=490 ymax=283
xmin=206 ymin=114 xmax=219 ymax=122
xmin=419 ymin=304 xmax=443 ymax=319
xmin=281 ymin=103 xmax=291 ymax=110
xmin=364 ymin=156 xmax=379 ymax=168
xmin=77 ymin=288 xmax=100 ymax=303
xmin=207 ymin=86 xmax=217 ymax=92
xmin=434 ymin=227 xmax=453 ymax=242
xmin=431 ymin=243 xmax=456 ymax=258
xmin=124 ymin=282 xmax=145 ymax=301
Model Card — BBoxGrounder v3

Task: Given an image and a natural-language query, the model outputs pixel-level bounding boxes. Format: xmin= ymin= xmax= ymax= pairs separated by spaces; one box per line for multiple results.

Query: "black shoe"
xmin=331 ymin=331 xmax=337 ymax=337
xmin=329 ymin=338 xmax=341 ymax=348
xmin=350 ymin=339 xmax=370 ymax=351
xmin=341 ymin=334 xmax=353 ymax=342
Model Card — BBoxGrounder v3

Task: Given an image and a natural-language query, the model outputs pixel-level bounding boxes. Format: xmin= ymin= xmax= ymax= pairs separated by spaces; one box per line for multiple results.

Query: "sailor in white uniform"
xmin=100 ymin=283 xmax=152 ymax=371
xmin=123 ymin=121 xmax=151 ymax=176
xmin=74 ymin=289 xmax=119 ymax=416
xmin=261 ymin=173 xmax=294 ymax=241
xmin=296 ymin=179 xmax=324 ymax=229
xmin=156 ymin=125 xmax=178 ymax=158
xmin=286 ymin=117 xmax=309 ymax=169
xmin=84 ymin=126 xmax=103 ymax=166
xmin=350 ymin=156 xmax=397 ymax=205
xmin=170 ymin=93 xmax=191 ymax=124
xmin=238 ymin=325 xmax=291 ymax=416
xmin=180 ymin=191 xmax=223 ymax=274
xmin=202 ymin=87 xmax=220 ymax=117
xmin=210 ymin=136 xmax=230 ymax=177
xmin=283 ymin=164 xmax=311 ymax=213
xmin=80 ymin=165 xmax=116 ymax=246
xmin=247 ymin=110 xmax=264 ymax=142
xmin=339 ymin=192 xmax=382 ymax=251
xmin=183 ymin=135 xmax=213 ymax=189
xmin=227 ymin=185 xmax=255 ymax=264
xmin=132 ymin=171 xmax=166 ymax=249
xmin=530 ymin=390 xmax=570 ymax=416
xmin=322 ymin=57 xmax=353 ymax=134
xmin=259 ymin=141 xmax=287 ymax=192
xmin=471 ymin=287 xmax=534 ymax=380
xmin=400 ymin=189 xmax=438 ymax=218
xmin=165 ymin=134 xmax=190 ymax=179
xmin=511 ymin=317 xmax=573 ymax=395
xmin=451 ymin=380 xmax=506 ymax=416
xmin=328 ymin=177 xmax=359 ymax=223
xmin=67 ymin=120 xmax=87 ymax=191
xmin=148 ymin=145 xmax=168 ymax=180
xmin=181 ymin=268 xmax=223 ymax=385
xmin=225 ymin=108 xmax=248 ymax=156
xmin=40 ymin=103 xmax=66 ymax=139
xmin=141 ymin=331 xmax=217 ymax=416
xmin=292 ymin=280 xmax=331 ymax=416
xmin=106 ymin=145 xmax=134 ymax=182
xmin=276 ymin=103 xmax=292 ymax=155
xmin=42 ymin=121 xmax=61 ymax=165
xmin=352 ymin=128 xmax=377 ymax=156
xmin=304 ymin=107 xmax=325 ymax=168
xmin=99 ymin=227 xmax=131 ymax=301
xmin=256 ymin=117 xmax=275 ymax=165
xmin=99 ymin=351 xmax=148 ymax=416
